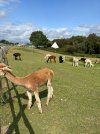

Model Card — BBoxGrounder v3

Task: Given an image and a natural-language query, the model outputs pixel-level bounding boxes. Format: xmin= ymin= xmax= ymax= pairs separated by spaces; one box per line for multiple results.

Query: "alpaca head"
xmin=0 ymin=63 xmax=12 ymax=76
xmin=0 ymin=63 xmax=6 ymax=68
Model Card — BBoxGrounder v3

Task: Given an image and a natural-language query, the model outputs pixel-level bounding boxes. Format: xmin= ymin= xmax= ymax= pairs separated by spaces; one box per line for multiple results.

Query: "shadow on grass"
xmin=4 ymin=78 xmax=48 ymax=134
xmin=5 ymin=78 xmax=35 ymax=134
xmin=13 ymin=89 xmax=48 ymax=108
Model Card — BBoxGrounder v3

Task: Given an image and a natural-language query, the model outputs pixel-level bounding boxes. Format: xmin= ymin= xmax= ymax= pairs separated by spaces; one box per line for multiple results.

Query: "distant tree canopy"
xmin=29 ymin=31 xmax=100 ymax=55
xmin=0 ymin=40 xmax=11 ymax=44
xmin=53 ymin=33 xmax=100 ymax=54
xmin=1 ymin=32 xmax=100 ymax=55
xmin=29 ymin=31 xmax=48 ymax=48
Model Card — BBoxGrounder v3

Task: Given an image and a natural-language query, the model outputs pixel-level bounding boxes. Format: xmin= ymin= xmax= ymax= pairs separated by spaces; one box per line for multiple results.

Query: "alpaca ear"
xmin=0 ymin=63 xmax=7 ymax=68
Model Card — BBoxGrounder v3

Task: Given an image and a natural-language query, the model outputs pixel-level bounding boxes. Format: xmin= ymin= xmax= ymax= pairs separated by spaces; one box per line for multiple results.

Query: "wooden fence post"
xmin=0 ymin=46 xmax=9 ymax=103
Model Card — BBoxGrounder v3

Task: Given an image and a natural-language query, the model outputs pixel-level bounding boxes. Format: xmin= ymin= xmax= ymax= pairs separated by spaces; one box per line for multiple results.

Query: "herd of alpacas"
xmin=12 ymin=52 xmax=95 ymax=67
xmin=45 ymin=54 xmax=95 ymax=67
xmin=0 ymin=53 xmax=98 ymax=113
xmin=72 ymin=57 xmax=94 ymax=67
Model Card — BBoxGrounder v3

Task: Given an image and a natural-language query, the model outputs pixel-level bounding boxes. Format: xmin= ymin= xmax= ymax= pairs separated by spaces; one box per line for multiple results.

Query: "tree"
xmin=65 ymin=45 xmax=77 ymax=54
xmin=0 ymin=40 xmax=10 ymax=44
xmin=29 ymin=31 xmax=48 ymax=48
xmin=85 ymin=33 xmax=97 ymax=54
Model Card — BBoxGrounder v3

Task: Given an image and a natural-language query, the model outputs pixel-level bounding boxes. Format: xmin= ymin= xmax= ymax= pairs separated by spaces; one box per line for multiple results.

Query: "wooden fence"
xmin=0 ymin=46 xmax=35 ymax=134
xmin=0 ymin=46 xmax=9 ymax=103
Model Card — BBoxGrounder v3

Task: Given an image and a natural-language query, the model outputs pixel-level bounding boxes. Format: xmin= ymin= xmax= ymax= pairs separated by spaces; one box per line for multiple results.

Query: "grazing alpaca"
xmin=47 ymin=55 xmax=56 ymax=63
xmin=13 ymin=53 xmax=21 ymax=60
xmin=59 ymin=56 xmax=63 ymax=63
xmin=72 ymin=57 xmax=79 ymax=67
xmin=85 ymin=59 xmax=94 ymax=67
xmin=95 ymin=60 xmax=100 ymax=64
xmin=0 ymin=64 xmax=54 ymax=113
xmin=44 ymin=54 xmax=51 ymax=61
xmin=79 ymin=57 xmax=86 ymax=62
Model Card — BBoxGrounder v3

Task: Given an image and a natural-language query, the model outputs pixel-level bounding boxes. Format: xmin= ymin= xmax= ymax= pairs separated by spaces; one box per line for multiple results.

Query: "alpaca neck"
xmin=5 ymin=71 xmax=25 ymax=86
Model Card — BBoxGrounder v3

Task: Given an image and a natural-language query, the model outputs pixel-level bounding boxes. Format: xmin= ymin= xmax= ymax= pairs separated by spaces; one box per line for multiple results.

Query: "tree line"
xmin=0 ymin=31 xmax=100 ymax=55
xmin=30 ymin=31 xmax=100 ymax=55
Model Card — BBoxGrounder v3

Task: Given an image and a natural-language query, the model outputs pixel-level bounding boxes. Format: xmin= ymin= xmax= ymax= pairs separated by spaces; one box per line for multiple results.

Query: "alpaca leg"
xmin=47 ymin=58 xmax=49 ymax=63
xmin=46 ymin=80 xmax=53 ymax=106
xmin=27 ymin=91 xmax=32 ymax=109
xmin=90 ymin=63 xmax=93 ymax=67
xmin=46 ymin=57 xmax=49 ymax=62
xmin=76 ymin=62 xmax=78 ymax=67
xmin=85 ymin=62 xmax=87 ymax=67
xmin=50 ymin=86 xmax=53 ymax=99
xmin=19 ymin=56 xmax=21 ymax=60
xmin=54 ymin=58 xmax=56 ymax=63
xmin=72 ymin=61 xmax=74 ymax=66
xmin=91 ymin=63 xmax=93 ymax=67
xmin=15 ymin=56 xmax=17 ymax=60
xmin=34 ymin=90 xmax=42 ymax=113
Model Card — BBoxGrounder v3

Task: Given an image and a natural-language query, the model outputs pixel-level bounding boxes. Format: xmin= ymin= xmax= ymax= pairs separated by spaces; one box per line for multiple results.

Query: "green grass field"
xmin=0 ymin=47 xmax=100 ymax=134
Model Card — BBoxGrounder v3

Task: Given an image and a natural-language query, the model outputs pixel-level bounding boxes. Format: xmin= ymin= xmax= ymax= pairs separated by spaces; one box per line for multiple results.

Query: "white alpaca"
xmin=62 ymin=56 xmax=66 ymax=62
xmin=85 ymin=59 xmax=94 ymax=67
xmin=72 ymin=57 xmax=79 ymax=67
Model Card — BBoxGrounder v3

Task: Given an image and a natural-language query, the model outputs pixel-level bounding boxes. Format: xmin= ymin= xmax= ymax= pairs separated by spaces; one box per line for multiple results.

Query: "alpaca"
xmin=79 ymin=57 xmax=86 ymax=62
xmin=59 ymin=56 xmax=63 ymax=63
xmin=13 ymin=53 xmax=21 ymax=60
xmin=95 ymin=60 xmax=100 ymax=64
xmin=62 ymin=56 xmax=66 ymax=62
xmin=47 ymin=55 xmax=56 ymax=63
xmin=44 ymin=54 xmax=51 ymax=61
xmin=0 ymin=64 xmax=54 ymax=113
xmin=85 ymin=59 xmax=94 ymax=67
xmin=0 ymin=63 xmax=7 ymax=68
xmin=72 ymin=57 xmax=79 ymax=67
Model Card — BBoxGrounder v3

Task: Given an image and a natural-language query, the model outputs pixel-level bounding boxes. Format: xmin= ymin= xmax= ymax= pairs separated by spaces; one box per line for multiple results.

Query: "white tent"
xmin=51 ymin=42 xmax=59 ymax=49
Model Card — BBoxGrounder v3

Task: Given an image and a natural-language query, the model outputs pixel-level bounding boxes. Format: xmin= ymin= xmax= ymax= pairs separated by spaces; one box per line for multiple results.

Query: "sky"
xmin=0 ymin=0 xmax=100 ymax=43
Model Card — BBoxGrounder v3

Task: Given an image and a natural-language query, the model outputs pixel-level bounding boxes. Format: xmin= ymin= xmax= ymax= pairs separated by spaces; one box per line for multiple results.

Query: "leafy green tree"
xmin=46 ymin=40 xmax=52 ymax=47
xmin=29 ymin=31 xmax=48 ymax=48
xmin=85 ymin=33 xmax=97 ymax=54
xmin=65 ymin=45 xmax=77 ymax=54
xmin=0 ymin=40 xmax=10 ymax=44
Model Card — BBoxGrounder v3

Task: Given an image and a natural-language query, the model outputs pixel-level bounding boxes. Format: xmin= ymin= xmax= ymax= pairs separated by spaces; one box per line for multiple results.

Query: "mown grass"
xmin=0 ymin=47 xmax=100 ymax=134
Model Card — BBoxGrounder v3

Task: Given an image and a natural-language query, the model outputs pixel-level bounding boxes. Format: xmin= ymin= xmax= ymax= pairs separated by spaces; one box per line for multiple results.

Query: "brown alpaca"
xmin=13 ymin=53 xmax=21 ymax=60
xmin=0 ymin=64 xmax=54 ymax=113
xmin=47 ymin=55 xmax=56 ymax=63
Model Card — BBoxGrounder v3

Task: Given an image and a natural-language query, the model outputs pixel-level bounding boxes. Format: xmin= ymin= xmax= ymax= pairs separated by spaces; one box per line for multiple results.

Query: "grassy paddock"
xmin=0 ymin=47 xmax=100 ymax=134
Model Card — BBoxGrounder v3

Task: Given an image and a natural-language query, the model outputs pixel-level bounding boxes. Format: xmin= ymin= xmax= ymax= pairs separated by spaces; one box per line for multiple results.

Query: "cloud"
xmin=42 ymin=28 xmax=71 ymax=40
xmin=0 ymin=23 xmax=72 ymax=43
xmin=0 ymin=0 xmax=20 ymax=6
xmin=0 ymin=23 xmax=34 ymax=43
xmin=74 ymin=25 xmax=100 ymax=36
xmin=0 ymin=23 xmax=100 ymax=43
xmin=0 ymin=0 xmax=20 ymax=19
xmin=0 ymin=9 xmax=6 ymax=18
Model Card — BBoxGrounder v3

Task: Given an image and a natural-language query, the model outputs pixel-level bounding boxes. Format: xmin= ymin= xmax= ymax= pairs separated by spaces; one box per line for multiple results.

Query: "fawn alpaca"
xmin=0 ymin=64 xmax=54 ymax=113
